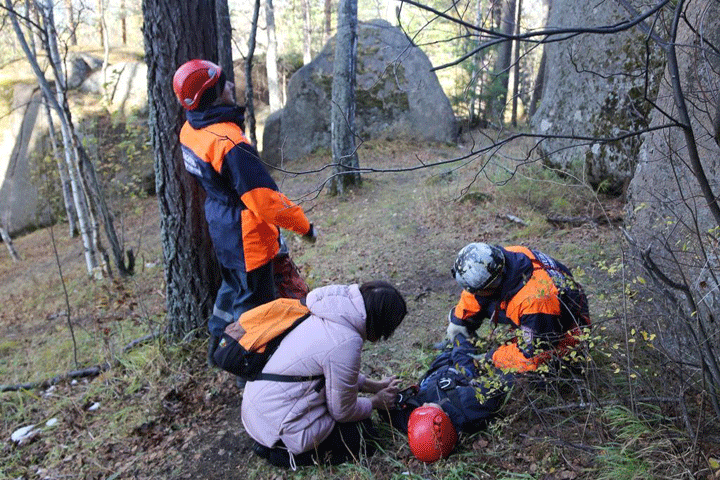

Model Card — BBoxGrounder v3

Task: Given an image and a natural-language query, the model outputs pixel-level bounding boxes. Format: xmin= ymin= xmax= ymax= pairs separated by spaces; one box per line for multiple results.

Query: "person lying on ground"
xmin=382 ymin=333 xmax=514 ymax=463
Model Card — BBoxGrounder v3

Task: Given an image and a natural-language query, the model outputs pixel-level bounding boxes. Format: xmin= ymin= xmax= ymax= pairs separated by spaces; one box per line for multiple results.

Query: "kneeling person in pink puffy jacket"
xmin=241 ymin=281 xmax=407 ymax=468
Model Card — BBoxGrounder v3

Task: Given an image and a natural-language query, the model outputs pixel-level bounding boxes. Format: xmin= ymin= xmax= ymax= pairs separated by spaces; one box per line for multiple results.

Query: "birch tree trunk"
xmin=329 ymin=0 xmax=360 ymax=195
xmin=41 ymin=93 xmax=78 ymax=236
xmin=6 ymin=0 xmax=99 ymax=274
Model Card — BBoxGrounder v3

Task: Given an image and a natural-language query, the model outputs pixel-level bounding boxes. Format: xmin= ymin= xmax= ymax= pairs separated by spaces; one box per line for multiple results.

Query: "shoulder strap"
xmin=253 ymin=373 xmax=324 ymax=382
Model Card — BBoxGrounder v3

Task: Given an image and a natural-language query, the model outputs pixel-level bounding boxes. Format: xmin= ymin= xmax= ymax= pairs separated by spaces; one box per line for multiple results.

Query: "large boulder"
xmin=0 ymin=85 xmax=49 ymax=235
xmin=81 ymin=61 xmax=148 ymax=116
xmin=530 ymin=1 xmax=665 ymax=193
xmin=263 ymin=19 xmax=457 ymax=166
xmin=624 ymin=1 xmax=720 ymax=323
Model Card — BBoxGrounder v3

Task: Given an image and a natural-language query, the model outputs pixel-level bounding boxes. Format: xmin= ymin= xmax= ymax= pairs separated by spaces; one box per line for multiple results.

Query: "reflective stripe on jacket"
xmin=180 ymin=105 xmax=310 ymax=272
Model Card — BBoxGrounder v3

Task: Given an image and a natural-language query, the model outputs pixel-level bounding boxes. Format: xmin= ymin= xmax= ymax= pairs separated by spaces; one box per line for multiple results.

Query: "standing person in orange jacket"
xmin=172 ymin=59 xmax=317 ymax=364
xmin=444 ymin=243 xmax=590 ymax=372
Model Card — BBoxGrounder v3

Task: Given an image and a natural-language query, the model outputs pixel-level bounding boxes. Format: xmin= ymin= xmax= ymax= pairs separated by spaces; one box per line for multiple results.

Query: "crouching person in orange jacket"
xmin=445 ymin=243 xmax=591 ymax=373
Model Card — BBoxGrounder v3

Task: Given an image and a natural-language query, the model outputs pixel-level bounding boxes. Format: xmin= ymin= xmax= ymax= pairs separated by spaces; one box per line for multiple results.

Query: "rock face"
xmin=530 ymin=1 xmax=664 ymax=193
xmin=0 ymin=55 xmax=149 ymax=235
xmin=0 ymin=85 xmax=48 ymax=235
xmin=262 ymin=19 xmax=457 ymax=166
xmin=625 ymin=1 xmax=720 ymax=326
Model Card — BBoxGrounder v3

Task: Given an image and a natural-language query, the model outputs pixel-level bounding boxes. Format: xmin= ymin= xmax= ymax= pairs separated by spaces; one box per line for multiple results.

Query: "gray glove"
xmin=445 ymin=321 xmax=471 ymax=341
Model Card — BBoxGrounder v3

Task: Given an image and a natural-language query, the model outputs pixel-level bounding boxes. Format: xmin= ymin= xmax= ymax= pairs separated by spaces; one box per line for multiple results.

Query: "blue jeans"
xmin=208 ymin=261 xmax=276 ymax=337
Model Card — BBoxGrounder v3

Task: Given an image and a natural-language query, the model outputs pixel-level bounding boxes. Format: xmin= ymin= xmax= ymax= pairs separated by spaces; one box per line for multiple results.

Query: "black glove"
xmin=207 ymin=335 xmax=221 ymax=368
xmin=302 ymin=224 xmax=317 ymax=243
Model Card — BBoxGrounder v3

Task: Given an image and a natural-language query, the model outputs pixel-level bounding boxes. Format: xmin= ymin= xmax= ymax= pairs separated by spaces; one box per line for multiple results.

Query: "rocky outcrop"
xmin=624 ymin=1 xmax=720 ymax=321
xmin=530 ymin=1 xmax=665 ymax=193
xmin=0 ymin=85 xmax=48 ymax=235
xmin=262 ymin=19 xmax=457 ymax=166
xmin=0 ymin=56 xmax=149 ymax=236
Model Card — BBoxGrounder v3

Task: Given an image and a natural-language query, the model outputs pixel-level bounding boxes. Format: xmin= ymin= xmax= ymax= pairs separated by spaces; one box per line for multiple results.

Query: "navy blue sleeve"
xmin=222 ymin=142 xmax=279 ymax=195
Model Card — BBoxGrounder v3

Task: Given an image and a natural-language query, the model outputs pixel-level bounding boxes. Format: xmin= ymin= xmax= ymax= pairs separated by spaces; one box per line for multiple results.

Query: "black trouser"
xmin=252 ymin=418 xmax=378 ymax=468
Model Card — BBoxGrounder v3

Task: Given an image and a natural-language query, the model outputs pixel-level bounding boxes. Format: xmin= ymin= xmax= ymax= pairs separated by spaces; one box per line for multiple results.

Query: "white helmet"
xmin=452 ymin=243 xmax=505 ymax=293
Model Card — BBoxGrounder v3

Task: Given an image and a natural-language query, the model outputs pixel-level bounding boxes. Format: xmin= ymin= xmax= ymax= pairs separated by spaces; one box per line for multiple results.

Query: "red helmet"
xmin=407 ymin=405 xmax=458 ymax=463
xmin=172 ymin=59 xmax=223 ymax=110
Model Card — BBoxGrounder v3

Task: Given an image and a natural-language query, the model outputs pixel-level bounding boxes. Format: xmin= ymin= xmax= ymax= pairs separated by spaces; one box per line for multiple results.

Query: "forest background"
xmin=0 ymin=0 xmax=719 ymax=479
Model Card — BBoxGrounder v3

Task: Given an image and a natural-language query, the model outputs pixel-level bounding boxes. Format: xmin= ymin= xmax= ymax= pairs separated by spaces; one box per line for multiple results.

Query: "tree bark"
xmin=245 ymin=0 xmax=260 ymax=147
xmin=491 ymin=0 xmax=516 ymax=124
xmin=7 ymin=0 xmax=100 ymax=274
xmin=41 ymin=92 xmax=78 ymax=236
xmin=529 ymin=46 xmax=545 ymax=118
xmin=329 ymin=0 xmax=360 ymax=195
xmin=96 ymin=0 xmax=104 ymax=48
xmin=511 ymin=0 xmax=522 ymax=126
xmin=142 ymin=0 xmax=221 ymax=337
xmin=324 ymin=0 xmax=333 ymax=41
xmin=120 ymin=0 xmax=127 ymax=45
xmin=216 ymin=0 xmax=235 ymax=90
xmin=64 ymin=0 xmax=76 ymax=45
xmin=301 ymin=0 xmax=312 ymax=64
xmin=265 ymin=0 xmax=281 ymax=111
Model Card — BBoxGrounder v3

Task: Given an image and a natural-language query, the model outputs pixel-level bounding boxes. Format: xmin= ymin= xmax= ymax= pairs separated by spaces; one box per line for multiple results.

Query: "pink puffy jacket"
xmin=240 ymin=284 xmax=372 ymax=454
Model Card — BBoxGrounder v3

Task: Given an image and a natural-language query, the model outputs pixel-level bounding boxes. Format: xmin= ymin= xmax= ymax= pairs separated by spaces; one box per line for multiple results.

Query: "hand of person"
xmin=445 ymin=321 xmax=471 ymax=341
xmin=362 ymin=376 xmax=400 ymax=394
xmin=371 ymin=384 xmax=401 ymax=410
xmin=376 ymin=376 xmax=401 ymax=392
xmin=302 ymin=224 xmax=317 ymax=244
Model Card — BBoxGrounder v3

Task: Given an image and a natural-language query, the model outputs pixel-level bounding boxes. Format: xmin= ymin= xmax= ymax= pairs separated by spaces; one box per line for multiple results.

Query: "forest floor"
xmin=1 ymin=134 xmax=717 ymax=480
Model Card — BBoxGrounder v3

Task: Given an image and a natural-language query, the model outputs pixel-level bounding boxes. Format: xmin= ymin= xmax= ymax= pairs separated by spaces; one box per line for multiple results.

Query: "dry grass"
xmin=0 ymin=126 xmax=717 ymax=479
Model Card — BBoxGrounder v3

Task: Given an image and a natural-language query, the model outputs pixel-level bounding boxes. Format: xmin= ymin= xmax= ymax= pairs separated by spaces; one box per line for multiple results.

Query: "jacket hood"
xmin=186 ymin=104 xmax=245 ymax=130
xmin=306 ymin=284 xmax=367 ymax=340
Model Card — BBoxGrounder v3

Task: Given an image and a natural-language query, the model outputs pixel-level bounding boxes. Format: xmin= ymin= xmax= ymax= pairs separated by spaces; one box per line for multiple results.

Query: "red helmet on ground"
xmin=172 ymin=59 xmax=223 ymax=110
xmin=407 ymin=405 xmax=458 ymax=463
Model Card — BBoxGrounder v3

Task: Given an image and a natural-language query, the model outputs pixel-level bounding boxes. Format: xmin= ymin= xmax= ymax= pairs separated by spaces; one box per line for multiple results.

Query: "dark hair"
xmin=359 ymin=281 xmax=407 ymax=342
xmin=196 ymin=70 xmax=227 ymax=110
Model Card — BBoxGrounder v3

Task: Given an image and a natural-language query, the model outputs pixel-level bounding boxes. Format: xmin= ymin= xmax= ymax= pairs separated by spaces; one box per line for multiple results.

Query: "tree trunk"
xmin=8 ymin=0 xmax=100 ymax=274
xmin=324 ymin=0 xmax=333 ymax=41
xmin=329 ymin=0 xmax=360 ymax=195
xmin=245 ymin=0 xmax=260 ymax=147
xmin=64 ymin=0 xmax=76 ymax=45
xmin=490 ymin=0 xmax=516 ymax=124
xmin=0 ymin=227 xmax=20 ymax=262
xmin=41 ymin=93 xmax=78 ymax=236
xmin=97 ymin=0 xmax=104 ymax=48
xmin=265 ymin=0 xmax=281 ymax=111
xmin=529 ymin=46 xmax=545 ymax=118
xmin=99 ymin=0 xmax=111 ymax=106
xmin=511 ymin=0 xmax=522 ymax=126
xmin=301 ymin=0 xmax=312 ymax=64
xmin=120 ymin=0 xmax=127 ymax=45
xmin=142 ymin=0 xmax=221 ymax=337
xmin=216 ymin=0 xmax=235 ymax=90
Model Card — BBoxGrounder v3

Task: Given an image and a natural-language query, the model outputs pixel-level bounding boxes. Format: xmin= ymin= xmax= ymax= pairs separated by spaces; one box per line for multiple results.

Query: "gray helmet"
xmin=452 ymin=243 xmax=505 ymax=293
